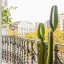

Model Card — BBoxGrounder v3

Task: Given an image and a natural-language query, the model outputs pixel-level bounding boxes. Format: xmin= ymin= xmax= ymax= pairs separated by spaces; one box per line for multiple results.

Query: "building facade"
xmin=12 ymin=21 xmax=35 ymax=36
xmin=59 ymin=13 xmax=64 ymax=31
xmin=44 ymin=20 xmax=50 ymax=28
xmin=35 ymin=22 xmax=40 ymax=30
xmin=18 ymin=21 xmax=35 ymax=36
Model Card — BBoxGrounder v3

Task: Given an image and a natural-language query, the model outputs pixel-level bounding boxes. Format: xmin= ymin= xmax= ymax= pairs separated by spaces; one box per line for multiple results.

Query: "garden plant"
xmin=38 ymin=5 xmax=58 ymax=64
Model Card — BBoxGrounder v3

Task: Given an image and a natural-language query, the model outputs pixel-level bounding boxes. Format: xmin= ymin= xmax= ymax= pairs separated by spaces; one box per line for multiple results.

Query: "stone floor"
xmin=2 ymin=61 xmax=10 ymax=64
xmin=2 ymin=62 xmax=10 ymax=64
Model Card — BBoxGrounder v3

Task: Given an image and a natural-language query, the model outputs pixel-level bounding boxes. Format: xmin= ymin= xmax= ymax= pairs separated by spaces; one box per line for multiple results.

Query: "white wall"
xmin=0 ymin=0 xmax=2 ymax=63
xmin=2 ymin=28 xmax=8 ymax=35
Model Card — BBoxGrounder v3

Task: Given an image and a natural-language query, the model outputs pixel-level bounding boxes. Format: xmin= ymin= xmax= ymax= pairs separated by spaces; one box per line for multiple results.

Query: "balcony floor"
xmin=2 ymin=61 xmax=10 ymax=64
xmin=2 ymin=62 xmax=10 ymax=64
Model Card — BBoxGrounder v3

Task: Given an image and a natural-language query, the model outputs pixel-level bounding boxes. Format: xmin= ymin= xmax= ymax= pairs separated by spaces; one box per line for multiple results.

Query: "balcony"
xmin=2 ymin=36 xmax=64 ymax=64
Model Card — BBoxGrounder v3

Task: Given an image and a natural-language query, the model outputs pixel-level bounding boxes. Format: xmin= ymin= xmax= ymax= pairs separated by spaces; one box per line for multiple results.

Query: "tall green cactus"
xmin=37 ymin=5 xmax=58 ymax=64
xmin=38 ymin=23 xmax=45 ymax=64
xmin=46 ymin=5 xmax=58 ymax=64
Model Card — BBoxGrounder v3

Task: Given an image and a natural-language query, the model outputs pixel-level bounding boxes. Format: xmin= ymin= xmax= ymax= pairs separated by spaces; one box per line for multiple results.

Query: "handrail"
xmin=2 ymin=36 xmax=64 ymax=64
xmin=54 ymin=44 xmax=63 ymax=64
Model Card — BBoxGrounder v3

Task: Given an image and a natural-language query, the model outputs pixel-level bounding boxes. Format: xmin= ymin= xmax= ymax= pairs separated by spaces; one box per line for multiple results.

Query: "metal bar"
xmin=31 ymin=40 xmax=34 ymax=64
xmin=10 ymin=36 xmax=11 ymax=63
xmin=27 ymin=40 xmax=29 ymax=64
xmin=13 ymin=36 xmax=16 ymax=64
xmin=5 ymin=36 xmax=6 ymax=61
xmin=55 ymin=44 xmax=58 ymax=64
xmin=6 ymin=36 xmax=8 ymax=62
xmin=24 ymin=40 xmax=26 ymax=64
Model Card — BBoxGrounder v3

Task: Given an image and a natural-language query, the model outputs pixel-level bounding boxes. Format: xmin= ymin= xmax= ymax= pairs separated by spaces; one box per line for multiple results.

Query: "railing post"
xmin=55 ymin=44 xmax=58 ymax=64
xmin=31 ymin=40 xmax=34 ymax=64
xmin=0 ymin=1 xmax=2 ymax=63
xmin=14 ymin=35 xmax=16 ymax=64
xmin=27 ymin=40 xmax=29 ymax=64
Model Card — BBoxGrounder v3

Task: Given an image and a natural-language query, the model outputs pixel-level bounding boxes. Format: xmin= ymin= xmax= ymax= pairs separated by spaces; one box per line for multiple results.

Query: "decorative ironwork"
xmin=2 ymin=36 xmax=64 ymax=64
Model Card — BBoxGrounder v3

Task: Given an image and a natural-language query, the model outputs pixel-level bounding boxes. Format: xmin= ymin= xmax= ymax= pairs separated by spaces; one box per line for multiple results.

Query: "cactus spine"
xmin=38 ymin=23 xmax=45 ymax=64
xmin=46 ymin=5 xmax=58 ymax=64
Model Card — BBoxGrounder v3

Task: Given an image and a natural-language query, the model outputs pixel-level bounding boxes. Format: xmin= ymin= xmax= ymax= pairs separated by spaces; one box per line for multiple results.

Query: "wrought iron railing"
xmin=2 ymin=36 xmax=64 ymax=64
xmin=54 ymin=44 xmax=64 ymax=64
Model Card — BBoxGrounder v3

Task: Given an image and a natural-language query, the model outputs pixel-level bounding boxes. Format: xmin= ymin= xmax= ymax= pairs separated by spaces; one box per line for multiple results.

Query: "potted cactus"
xmin=38 ymin=5 xmax=58 ymax=64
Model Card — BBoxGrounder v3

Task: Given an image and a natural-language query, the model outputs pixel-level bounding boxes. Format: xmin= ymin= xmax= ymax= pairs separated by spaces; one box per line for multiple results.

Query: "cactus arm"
xmin=50 ymin=5 xmax=58 ymax=31
xmin=38 ymin=23 xmax=45 ymax=40
xmin=38 ymin=40 xmax=45 ymax=64
xmin=46 ymin=31 xmax=53 ymax=64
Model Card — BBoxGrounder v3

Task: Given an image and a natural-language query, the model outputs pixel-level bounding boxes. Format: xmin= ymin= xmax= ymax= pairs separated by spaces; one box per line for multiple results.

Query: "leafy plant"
xmin=2 ymin=6 xmax=18 ymax=28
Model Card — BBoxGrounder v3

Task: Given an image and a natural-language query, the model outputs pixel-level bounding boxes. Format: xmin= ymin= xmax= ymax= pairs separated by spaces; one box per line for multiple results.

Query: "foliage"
xmin=8 ymin=28 xmax=21 ymax=36
xmin=2 ymin=6 xmax=17 ymax=28
xmin=24 ymin=24 xmax=64 ymax=44
xmin=45 ymin=25 xmax=64 ymax=44
xmin=24 ymin=31 xmax=39 ymax=40
xmin=54 ymin=28 xmax=64 ymax=44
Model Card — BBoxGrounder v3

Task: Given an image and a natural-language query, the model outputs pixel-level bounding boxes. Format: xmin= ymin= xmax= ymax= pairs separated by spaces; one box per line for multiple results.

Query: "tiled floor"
xmin=2 ymin=62 xmax=10 ymax=64
xmin=2 ymin=61 xmax=10 ymax=64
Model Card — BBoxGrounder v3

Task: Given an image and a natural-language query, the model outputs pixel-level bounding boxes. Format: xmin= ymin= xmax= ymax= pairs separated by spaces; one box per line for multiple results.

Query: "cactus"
xmin=46 ymin=5 xmax=58 ymax=64
xmin=37 ymin=5 xmax=58 ymax=64
xmin=38 ymin=23 xmax=45 ymax=64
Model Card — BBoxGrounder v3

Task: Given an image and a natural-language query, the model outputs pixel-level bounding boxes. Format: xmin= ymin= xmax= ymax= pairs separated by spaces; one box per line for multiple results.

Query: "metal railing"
xmin=54 ymin=44 xmax=64 ymax=64
xmin=2 ymin=36 xmax=64 ymax=64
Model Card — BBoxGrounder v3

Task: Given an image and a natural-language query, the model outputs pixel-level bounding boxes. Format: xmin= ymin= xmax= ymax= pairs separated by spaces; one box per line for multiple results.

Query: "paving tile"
xmin=2 ymin=62 xmax=10 ymax=64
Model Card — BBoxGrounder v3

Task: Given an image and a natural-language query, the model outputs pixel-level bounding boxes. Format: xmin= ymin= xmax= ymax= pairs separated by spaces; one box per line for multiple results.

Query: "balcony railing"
xmin=2 ymin=36 xmax=64 ymax=64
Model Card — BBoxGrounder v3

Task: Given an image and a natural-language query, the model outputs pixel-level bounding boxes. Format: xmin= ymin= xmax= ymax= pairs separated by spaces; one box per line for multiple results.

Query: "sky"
xmin=8 ymin=0 xmax=64 ymax=23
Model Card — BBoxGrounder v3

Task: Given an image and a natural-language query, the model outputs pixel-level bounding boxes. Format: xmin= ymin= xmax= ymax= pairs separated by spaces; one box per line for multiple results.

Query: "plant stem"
xmin=46 ymin=30 xmax=53 ymax=64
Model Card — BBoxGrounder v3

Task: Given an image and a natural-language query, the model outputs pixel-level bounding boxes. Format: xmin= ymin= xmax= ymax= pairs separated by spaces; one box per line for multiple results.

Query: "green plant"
xmin=2 ymin=6 xmax=18 ymax=28
xmin=46 ymin=5 xmax=58 ymax=64
xmin=37 ymin=5 xmax=58 ymax=64
xmin=38 ymin=23 xmax=45 ymax=64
